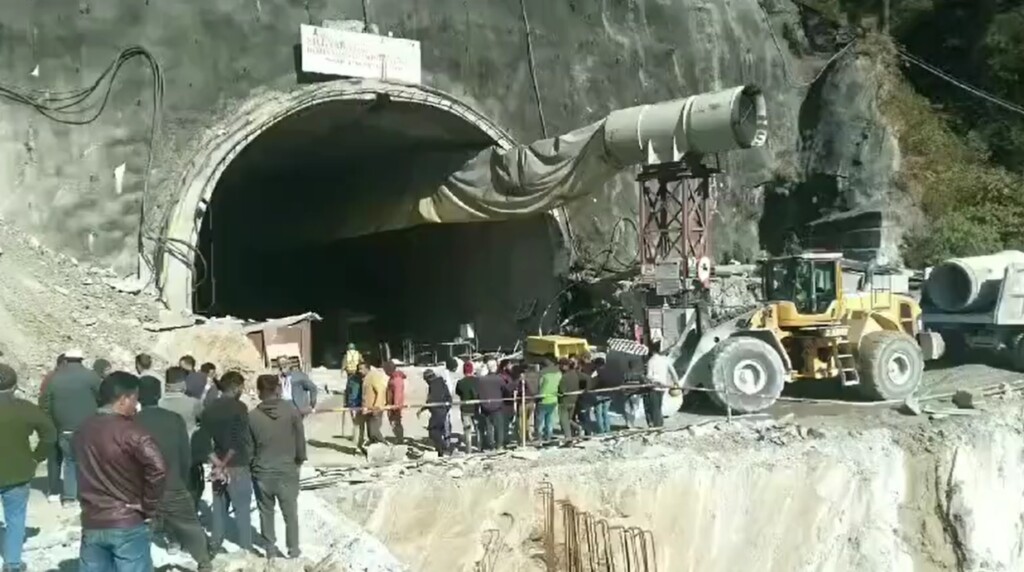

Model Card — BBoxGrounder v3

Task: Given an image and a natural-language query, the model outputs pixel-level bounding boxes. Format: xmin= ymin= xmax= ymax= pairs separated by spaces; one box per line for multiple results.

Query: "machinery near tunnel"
xmin=691 ymin=252 xmax=944 ymax=414
xmin=178 ymin=81 xmax=773 ymax=366
xmin=923 ymin=250 xmax=1024 ymax=369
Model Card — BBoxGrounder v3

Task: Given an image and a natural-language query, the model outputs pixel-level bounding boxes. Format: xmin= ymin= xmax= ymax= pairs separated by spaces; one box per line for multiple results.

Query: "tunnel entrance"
xmin=189 ymin=94 xmax=565 ymax=367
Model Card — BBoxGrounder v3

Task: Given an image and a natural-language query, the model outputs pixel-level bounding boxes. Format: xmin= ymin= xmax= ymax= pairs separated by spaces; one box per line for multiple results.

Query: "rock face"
xmin=763 ymin=41 xmax=907 ymax=262
xmin=0 ymin=0 xmax=899 ymax=272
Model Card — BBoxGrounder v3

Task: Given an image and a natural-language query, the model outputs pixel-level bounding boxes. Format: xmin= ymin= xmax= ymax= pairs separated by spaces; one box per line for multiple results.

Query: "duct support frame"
xmin=637 ymin=156 xmax=719 ymax=351
xmin=158 ymin=79 xmax=574 ymax=313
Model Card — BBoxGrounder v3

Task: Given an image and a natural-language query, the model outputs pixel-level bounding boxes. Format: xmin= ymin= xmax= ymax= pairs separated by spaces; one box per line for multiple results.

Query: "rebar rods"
xmin=539 ymin=482 xmax=657 ymax=572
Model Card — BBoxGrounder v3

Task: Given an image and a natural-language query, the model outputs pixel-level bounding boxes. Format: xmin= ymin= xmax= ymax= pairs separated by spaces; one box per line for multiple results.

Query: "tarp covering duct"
xmin=326 ymin=84 xmax=768 ymax=241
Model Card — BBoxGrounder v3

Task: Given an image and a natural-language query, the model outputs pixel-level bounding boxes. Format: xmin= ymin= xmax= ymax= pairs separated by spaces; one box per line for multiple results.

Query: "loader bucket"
xmin=675 ymin=310 xmax=757 ymax=391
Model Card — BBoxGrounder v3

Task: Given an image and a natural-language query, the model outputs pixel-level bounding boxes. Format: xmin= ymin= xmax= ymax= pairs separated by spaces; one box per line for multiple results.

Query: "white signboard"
xmin=299 ymin=24 xmax=422 ymax=84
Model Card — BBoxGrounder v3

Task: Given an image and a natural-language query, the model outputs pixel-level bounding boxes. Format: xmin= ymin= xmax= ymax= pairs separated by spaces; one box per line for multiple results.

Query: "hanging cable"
xmin=518 ymin=0 xmax=579 ymax=263
xmin=0 ymin=46 xmax=165 ymax=287
xmin=784 ymin=0 xmax=1024 ymax=118
xmin=895 ymin=47 xmax=1024 ymax=117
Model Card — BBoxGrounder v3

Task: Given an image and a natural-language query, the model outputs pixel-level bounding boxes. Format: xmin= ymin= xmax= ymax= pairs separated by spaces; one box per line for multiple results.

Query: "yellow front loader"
xmin=681 ymin=252 xmax=943 ymax=413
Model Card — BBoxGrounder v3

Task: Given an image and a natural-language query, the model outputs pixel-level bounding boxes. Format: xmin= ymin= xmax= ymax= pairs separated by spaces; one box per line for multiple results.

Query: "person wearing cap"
xmin=418 ymin=370 xmax=451 ymax=456
xmin=343 ymin=343 xmax=363 ymax=385
xmin=135 ymin=375 xmax=212 ymax=572
xmin=42 ymin=348 xmax=101 ymax=506
xmin=39 ymin=353 xmax=66 ymax=502
xmin=0 ymin=363 xmax=57 ymax=572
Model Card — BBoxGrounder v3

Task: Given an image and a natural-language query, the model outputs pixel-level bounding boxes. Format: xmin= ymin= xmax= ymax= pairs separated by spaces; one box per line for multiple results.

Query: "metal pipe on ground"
xmin=924 ymin=251 xmax=1024 ymax=312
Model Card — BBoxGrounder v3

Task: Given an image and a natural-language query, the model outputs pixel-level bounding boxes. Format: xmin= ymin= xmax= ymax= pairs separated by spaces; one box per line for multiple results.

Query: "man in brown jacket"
xmin=73 ymin=372 xmax=167 ymax=572
xmin=359 ymin=362 xmax=388 ymax=449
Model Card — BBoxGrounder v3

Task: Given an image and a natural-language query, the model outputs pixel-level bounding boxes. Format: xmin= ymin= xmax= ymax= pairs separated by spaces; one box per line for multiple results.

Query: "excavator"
xmin=677 ymin=252 xmax=945 ymax=413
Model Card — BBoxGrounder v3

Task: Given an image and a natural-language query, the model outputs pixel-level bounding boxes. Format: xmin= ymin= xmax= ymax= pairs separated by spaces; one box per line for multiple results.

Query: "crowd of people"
xmin=0 ymin=342 xmax=679 ymax=571
xmin=0 ymin=350 xmax=317 ymax=572
xmin=337 ymin=343 xmax=681 ymax=457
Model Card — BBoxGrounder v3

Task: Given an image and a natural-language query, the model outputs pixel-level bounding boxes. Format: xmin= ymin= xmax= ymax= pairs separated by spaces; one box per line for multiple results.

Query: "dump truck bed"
xmin=525 ymin=335 xmax=589 ymax=359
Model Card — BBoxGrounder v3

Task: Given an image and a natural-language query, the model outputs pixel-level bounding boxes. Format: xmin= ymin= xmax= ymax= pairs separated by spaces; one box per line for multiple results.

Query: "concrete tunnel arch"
xmin=160 ymin=79 xmax=570 ymax=364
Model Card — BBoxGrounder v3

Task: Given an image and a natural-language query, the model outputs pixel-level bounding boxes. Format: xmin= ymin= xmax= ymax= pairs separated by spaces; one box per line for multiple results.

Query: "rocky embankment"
xmin=326 ymin=399 xmax=1024 ymax=571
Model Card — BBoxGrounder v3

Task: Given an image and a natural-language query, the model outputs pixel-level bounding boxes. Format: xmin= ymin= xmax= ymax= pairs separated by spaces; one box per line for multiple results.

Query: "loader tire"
xmin=857 ymin=331 xmax=924 ymax=401
xmin=707 ymin=336 xmax=785 ymax=414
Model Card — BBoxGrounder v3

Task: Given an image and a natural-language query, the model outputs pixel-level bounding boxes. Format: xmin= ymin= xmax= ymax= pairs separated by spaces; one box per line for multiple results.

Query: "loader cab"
xmin=760 ymin=252 xmax=844 ymax=323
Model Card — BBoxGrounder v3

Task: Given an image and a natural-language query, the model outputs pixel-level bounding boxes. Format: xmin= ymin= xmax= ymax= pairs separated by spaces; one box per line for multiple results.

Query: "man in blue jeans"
xmin=74 ymin=372 xmax=167 ymax=572
xmin=592 ymin=357 xmax=620 ymax=434
xmin=0 ymin=363 xmax=57 ymax=572
xmin=200 ymin=371 xmax=254 ymax=553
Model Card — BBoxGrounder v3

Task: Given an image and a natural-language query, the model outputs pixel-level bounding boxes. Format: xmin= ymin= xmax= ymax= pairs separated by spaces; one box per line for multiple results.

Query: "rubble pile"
xmin=0 ymin=218 xmax=163 ymax=389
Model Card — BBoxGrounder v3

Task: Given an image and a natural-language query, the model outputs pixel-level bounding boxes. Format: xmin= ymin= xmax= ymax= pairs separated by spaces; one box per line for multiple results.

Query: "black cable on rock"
xmin=518 ymin=0 xmax=579 ymax=264
xmin=0 ymin=46 xmax=166 ymax=287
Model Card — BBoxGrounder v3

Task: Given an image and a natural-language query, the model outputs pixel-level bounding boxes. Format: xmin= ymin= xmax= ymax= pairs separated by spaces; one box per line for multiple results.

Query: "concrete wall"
xmin=0 ymin=0 xmax=814 ymax=275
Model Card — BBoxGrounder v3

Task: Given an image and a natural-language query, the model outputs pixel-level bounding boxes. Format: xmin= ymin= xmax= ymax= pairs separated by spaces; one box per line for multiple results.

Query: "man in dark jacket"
xmin=558 ymin=359 xmax=584 ymax=440
xmin=476 ymin=365 xmax=506 ymax=450
xmin=419 ymin=370 xmax=451 ymax=456
xmin=42 ymin=348 xmax=101 ymax=505
xmin=249 ymin=374 xmax=306 ymax=559
xmin=134 ymin=353 xmax=161 ymax=391
xmin=454 ymin=362 xmax=480 ymax=453
xmin=135 ymin=376 xmax=213 ymax=572
xmin=199 ymin=371 xmax=253 ymax=553
xmin=185 ymin=361 xmax=215 ymax=400
xmin=0 ymin=363 xmax=56 ymax=572
xmin=73 ymin=372 xmax=167 ymax=571
xmin=38 ymin=353 xmax=65 ymax=502
xmin=620 ymin=355 xmax=645 ymax=429
xmin=276 ymin=356 xmax=318 ymax=417
xmin=592 ymin=357 xmax=619 ymax=434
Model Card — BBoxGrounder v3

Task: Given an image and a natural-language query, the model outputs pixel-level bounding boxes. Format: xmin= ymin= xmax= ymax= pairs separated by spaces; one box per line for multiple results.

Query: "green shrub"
xmin=902 ymin=210 xmax=1004 ymax=268
xmin=868 ymin=36 xmax=1024 ymax=266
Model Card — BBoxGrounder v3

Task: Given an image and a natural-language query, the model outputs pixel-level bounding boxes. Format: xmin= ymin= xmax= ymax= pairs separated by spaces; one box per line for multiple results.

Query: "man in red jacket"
xmin=73 ymin=372 xmax=167 ymax=571
xmin=383 ymin=361 xmax=406 ymax=443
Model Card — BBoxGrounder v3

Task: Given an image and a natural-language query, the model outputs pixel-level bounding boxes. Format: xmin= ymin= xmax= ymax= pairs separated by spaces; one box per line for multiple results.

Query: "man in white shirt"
xmin=644 ymin=345 xmax=679 ymax=428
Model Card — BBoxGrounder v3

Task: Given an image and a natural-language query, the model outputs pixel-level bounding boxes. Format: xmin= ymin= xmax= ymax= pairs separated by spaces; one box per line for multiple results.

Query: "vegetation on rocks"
xmin=837 ymin=0 xmax=1024 ymax=266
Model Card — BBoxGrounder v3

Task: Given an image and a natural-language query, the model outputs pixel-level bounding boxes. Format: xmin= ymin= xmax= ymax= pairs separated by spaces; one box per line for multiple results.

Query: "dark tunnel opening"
xmin=194 ymin=98 xmax=566 ymax=367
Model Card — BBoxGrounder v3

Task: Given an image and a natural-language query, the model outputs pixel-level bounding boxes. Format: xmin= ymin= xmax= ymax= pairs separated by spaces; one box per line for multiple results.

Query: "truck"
xmin=921 ymin=251 xmax=1024 ymax=369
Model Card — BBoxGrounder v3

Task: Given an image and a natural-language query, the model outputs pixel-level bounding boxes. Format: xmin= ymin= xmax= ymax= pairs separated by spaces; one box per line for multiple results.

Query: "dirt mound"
xmin=151 ymin=322 xmax=264 ymax=377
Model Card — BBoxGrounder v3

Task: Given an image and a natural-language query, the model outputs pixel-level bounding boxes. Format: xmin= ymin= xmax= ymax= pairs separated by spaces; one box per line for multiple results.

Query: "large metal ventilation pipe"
xmin=924 ymin=251 xmax=1024 ymax=312
xmin=604 ymin=84 xmax=768 ymax=165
